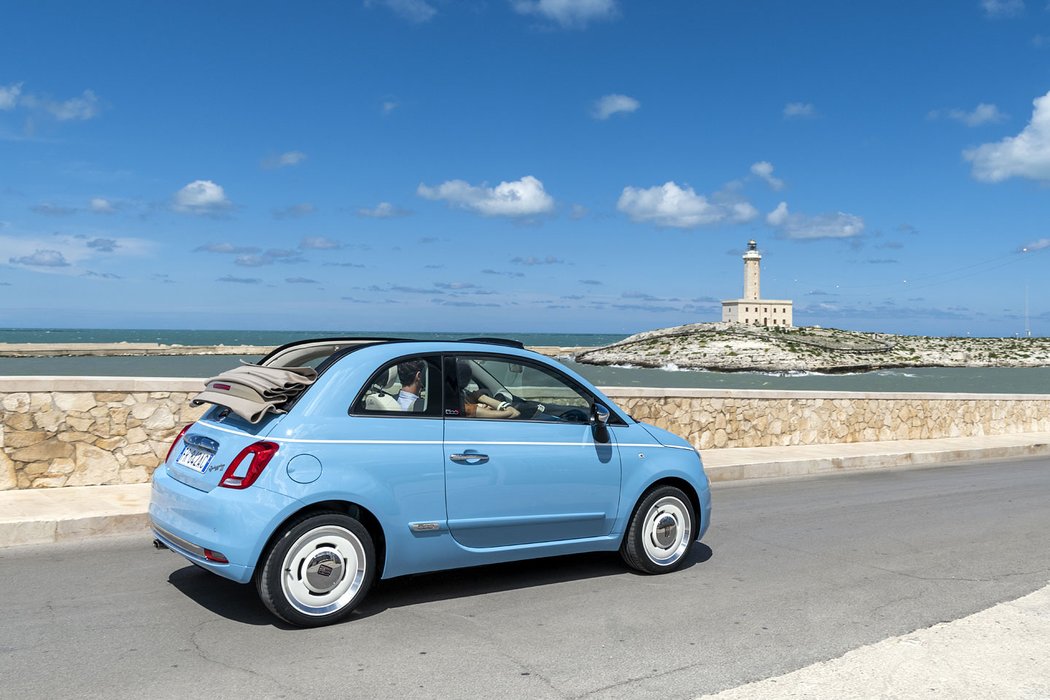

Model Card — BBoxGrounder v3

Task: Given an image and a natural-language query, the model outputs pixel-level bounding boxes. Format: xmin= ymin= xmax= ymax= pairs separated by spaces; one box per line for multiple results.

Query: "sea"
xmin=2 ymin=328 xmax=1050 ymax=395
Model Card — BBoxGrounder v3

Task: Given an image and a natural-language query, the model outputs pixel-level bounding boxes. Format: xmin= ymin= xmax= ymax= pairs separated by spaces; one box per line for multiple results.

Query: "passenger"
xmin=457 ymin=361 xmax=520 ymax=419
xmin=397 ymin=360 xmax=426 ymax=411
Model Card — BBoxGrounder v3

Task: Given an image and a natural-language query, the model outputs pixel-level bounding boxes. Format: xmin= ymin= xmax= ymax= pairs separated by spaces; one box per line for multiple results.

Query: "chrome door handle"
xmin=450 ymin=453 xmax=489 ymax=465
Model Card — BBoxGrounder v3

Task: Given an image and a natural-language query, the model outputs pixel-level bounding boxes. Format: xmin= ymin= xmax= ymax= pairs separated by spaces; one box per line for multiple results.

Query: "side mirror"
xmin=591 ymin=403 xmax=610 ymax=443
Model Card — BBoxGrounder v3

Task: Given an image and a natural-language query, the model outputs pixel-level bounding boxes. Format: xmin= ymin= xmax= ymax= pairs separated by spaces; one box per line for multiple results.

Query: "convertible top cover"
xmin=191 ymin=364 xmax=317 ymax=424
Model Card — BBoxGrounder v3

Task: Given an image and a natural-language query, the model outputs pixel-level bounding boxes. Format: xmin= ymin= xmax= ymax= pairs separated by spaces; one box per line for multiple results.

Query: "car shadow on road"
xmin=167 ymin=544 xmax=713 ymax=627
xmin=357 ymin=544 xmax=714 ymax=619
xmin=167 ymin=566 xmax=287 ymax=627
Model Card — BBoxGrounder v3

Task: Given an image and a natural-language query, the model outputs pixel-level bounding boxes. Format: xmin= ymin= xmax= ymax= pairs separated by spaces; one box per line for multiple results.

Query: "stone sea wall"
xmin=2 ymin=378 xmax=1050 ymax=489
xmin=603 ymin=388 xmax=1050 ymax=451
xmin=0 ymin=379 xmax=207 ymax=490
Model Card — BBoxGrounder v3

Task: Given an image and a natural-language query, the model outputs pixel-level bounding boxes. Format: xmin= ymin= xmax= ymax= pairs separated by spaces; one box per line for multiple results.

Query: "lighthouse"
xmin=743 ymin=239 xmax=761 ymax=300
xmin=721 ymin=240 xmax=794 ymax=327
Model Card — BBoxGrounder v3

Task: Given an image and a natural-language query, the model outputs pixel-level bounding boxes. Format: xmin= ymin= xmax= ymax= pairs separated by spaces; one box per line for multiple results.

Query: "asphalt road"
xmin=2 ymin=457 xmax=1049 ymax=699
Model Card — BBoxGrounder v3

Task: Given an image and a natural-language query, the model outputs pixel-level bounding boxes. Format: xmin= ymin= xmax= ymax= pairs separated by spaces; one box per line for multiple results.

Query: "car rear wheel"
xmin=256 ymin=511 xmax=375 ymax=627
xmin=620 ymin=486 xmax=695 ymax=574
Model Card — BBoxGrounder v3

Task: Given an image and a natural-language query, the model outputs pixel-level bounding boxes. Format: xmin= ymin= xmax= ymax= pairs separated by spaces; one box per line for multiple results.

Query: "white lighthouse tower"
xmin=743 ymin=239 xmax=761 ymax=301
xmin=721 ymin=240 xmax=793 ymax=327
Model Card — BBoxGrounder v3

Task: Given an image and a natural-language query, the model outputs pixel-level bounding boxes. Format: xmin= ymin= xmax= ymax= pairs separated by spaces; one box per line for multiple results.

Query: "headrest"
xmin=383 ymin=366 xmax=399 ymax=391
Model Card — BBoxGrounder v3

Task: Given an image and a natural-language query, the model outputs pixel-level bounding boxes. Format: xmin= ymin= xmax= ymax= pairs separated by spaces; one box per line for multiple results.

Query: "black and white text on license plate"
xmin=176 ymin=445 xmax=213 ymax=473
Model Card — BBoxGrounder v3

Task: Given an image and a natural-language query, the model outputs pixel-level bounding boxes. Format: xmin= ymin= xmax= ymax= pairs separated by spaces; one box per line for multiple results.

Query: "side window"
xmin=448 ymin=355 xmax=594 ymax=423
xmin=352 ymin=355 xmax=439 ymax=416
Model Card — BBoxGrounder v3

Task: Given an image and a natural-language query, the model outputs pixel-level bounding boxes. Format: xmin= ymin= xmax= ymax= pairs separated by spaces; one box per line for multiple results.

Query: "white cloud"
xmin=929 ymin=103 xmax=1006 ymax=126
xmin=299 ymin=236 xmax=342 ymax=250
xmin=358 ymin=202 xmax=411 ymax=218
xmin=592 ymin=94 xmax=639 ymax=120
xmin=965 ymin=91 xmax=1050 ymax=182
xmin=766 ymin=202 xmax=790 ymax=227
xmin=617 ymin=181 xmax=757 ymax=228
xmin=418 ymin=175 xmax=555 ymax=217
xmin=262 ymin=151 xmax=307 ymax=169
xmin=512 ymin=0 xmax=618 ymax=28
xmin=783 ymin=102 xmax=817 ymax=119
xmin=173 ymin=180 xmax=231 ymax=214
xmin=750 ymin=161 xmax=784 ymax=190
xmin=89 ymin=197 xmax=115 ymax=214
xmin=765 ymin=201 xmax=864 ymax=239
xmin=1022 ymin=238 xmax=1050 ymax=252
xmin=234 ymin=249 xmax=303 ymax=267
xmin=0 ymin=83 xmax=22 ymax=110
xmin=9 ymin=249 xmax=70 ymax=267
xmin=195 ymin=242 xmax=260 ymax=254
xmin=981 ymin=0 xmax=1024 ymax=17
xmin=367 ymin=0 xmax=436 ymax=22
xmin=49 ymin=90 xmax=100 ymax=121
xmin=1 ymin=233 xmax=150 ymax=274
xmin=511 ymin=255 xmax=564 ymax=265
xmin=382 ymin=100 xmax=399 ymax=115
xmin=0 ymin=84 xmax=102 ymax=121
xmin=272 ymin=203 xmax=315 ymax=219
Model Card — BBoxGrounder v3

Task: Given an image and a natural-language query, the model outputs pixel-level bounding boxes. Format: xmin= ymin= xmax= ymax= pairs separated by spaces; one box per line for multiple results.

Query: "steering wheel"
xmin=560 ymin=408 xmax=589 ymax=423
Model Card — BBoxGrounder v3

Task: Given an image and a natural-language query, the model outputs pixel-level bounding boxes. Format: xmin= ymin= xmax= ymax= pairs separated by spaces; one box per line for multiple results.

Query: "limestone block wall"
xmin=0 ymin=378 xmax=206 ymax=490
xmin=2 ymin=378 xmax=1050 ymax=489
xmin=603 ymin=388 xmax=1050 ymax=450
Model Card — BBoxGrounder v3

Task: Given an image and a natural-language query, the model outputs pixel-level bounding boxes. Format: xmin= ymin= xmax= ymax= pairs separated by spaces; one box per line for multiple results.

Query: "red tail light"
xmin=165 ymin=423 xmax=193 ymax=462
xmin=218 ymin=441 xmax=279 ymax=489
xmin=203 ymin=549 xmax=229 ymax=563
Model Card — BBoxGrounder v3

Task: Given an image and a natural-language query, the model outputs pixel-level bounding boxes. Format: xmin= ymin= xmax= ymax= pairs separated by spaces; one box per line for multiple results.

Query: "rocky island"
xmin=574 ymin=323 xmax=1050 ymax=374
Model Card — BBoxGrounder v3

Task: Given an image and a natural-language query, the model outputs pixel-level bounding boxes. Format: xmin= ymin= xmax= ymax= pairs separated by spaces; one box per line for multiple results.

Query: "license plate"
xmin=176 ymin=444 xmax=213 ymax=473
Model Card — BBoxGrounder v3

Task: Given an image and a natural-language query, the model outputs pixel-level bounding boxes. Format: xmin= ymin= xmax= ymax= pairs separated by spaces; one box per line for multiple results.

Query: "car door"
xmin=442 ymin=354 xmax=621 ymax=549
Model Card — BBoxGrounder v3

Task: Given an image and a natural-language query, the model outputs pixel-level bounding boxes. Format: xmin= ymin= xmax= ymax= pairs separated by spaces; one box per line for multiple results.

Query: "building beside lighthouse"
xmin=721 ymin=240 xmax=793 ymax=327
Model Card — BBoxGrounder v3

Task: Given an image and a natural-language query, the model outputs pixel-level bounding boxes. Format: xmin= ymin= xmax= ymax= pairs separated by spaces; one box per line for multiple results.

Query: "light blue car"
xmin=150 ymin=337 xmax=711 ymax=627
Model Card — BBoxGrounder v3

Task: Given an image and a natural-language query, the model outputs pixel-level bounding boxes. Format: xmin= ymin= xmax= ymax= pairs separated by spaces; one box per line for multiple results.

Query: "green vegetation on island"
xmin=574 ymin=323 xmax=1050 ymax=374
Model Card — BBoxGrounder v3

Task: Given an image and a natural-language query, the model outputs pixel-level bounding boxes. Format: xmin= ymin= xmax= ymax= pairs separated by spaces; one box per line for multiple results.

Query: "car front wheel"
xmin=620 ymin=486 xmax=696 ymax=574
xmin=256 ymin=511 xmax=375 ymax=627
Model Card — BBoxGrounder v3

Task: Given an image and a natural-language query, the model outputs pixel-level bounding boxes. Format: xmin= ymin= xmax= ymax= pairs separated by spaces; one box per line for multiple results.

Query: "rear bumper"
xmin=149 ymin=465 xmax=299 ymax=584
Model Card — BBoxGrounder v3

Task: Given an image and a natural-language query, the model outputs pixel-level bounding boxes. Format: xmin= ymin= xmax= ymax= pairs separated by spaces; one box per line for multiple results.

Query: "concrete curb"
xmin=0 ymin=512 xmax=149 ymax=548
xmin=704 ymin=442 xmax=1050 ymax=482
xmin=0 ymin=483 xmax=151 ymax=548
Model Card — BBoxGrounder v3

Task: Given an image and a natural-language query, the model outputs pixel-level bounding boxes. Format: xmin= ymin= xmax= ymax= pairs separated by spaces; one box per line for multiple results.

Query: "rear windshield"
xmin=261 ymin=340 xmax=376 ymax=370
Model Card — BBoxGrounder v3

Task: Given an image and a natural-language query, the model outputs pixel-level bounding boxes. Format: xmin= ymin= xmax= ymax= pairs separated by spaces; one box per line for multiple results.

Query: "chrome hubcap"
xmin=653 ymin=513 xmax=677 ymax=548
xmin=281 ymin=525 xmax=366 ymax=616
xmin=303 ymin=549 xmax=346 ymax=594
xmin=641 ymin=496 xmax=691 ymax=566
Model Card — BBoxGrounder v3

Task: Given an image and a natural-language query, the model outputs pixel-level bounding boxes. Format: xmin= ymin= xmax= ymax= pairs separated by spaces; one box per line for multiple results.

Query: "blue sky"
xmin=2 ymin=0 xmax=1050 ymax=336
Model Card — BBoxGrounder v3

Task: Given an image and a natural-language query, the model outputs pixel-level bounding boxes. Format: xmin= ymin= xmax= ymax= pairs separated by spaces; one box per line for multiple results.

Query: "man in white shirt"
xmin=397 ymin=360 xmax=426 ymax=411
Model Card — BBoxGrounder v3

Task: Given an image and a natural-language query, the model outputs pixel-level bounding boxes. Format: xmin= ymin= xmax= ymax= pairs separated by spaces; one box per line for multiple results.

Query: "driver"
xmin=457 ymin=360 xmax=520 ymax=419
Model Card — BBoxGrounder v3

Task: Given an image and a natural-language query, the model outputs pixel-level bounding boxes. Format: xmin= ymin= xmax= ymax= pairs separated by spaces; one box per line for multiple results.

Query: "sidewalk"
xmin=2 ymin=432 xmax=1049 ymax=548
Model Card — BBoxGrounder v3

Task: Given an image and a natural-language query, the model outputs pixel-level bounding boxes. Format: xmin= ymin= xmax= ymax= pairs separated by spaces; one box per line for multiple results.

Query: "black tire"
xmin=620 ymin=486 xmax=696 ymax=574
xmin=256 ymin=511 xmax=376 ymax=627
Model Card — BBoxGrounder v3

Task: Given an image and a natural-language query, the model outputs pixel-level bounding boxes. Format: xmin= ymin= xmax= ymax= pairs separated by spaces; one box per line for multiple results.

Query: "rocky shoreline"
xmin=574 ymin=323 xmax=1050 ymax=374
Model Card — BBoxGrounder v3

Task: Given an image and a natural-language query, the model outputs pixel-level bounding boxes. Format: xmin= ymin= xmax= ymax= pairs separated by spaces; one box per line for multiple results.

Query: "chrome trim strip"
xmin=184 ymin=434 xmax=219 ymax=452
xmin=152 ymin=522 xmax=207 ymax=558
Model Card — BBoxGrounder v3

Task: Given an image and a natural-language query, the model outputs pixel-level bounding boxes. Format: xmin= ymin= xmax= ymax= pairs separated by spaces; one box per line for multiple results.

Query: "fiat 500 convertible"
xmin=149 ymin=337 xmax=711 ymax=627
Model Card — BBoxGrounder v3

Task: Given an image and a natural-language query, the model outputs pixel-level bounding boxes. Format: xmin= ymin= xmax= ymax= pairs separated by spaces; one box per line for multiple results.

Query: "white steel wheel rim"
xmin=281 ymin=525 xmax=366 ymax=617
xmin=642 ymin=496 xmax=691 ymax=565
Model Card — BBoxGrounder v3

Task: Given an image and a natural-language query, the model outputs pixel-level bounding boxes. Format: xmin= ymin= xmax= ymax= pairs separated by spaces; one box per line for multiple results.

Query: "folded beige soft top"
xmin=191 ymin=364 xmax=318 ymax=424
